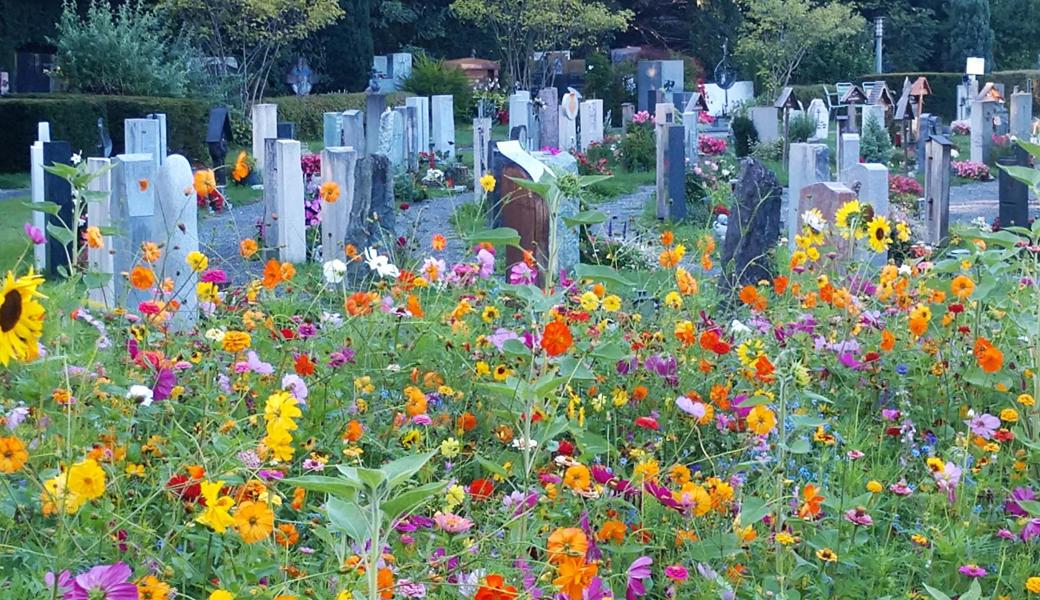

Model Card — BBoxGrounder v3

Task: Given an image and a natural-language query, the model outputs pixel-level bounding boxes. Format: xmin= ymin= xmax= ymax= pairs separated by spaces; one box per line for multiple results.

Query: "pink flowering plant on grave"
xmin=698 ymin=135 xmax=727 ymax=156
xmin=952 ymin=160 xmax=991 ymax=181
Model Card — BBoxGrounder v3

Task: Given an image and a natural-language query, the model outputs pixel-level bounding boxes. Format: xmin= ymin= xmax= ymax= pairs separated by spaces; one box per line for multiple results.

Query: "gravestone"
xmin=97 ymin=117 xmax=113 ymax=158
xmin=666 ymin=125 xmax=687 ymax=220
xmin=970 ymin=99 xmax=997 ymax=163
xmin=431 ymin=95 xmax=455 ymax=159
xmin=324 ymin=112 xmax=344 ymax=147
xmin=786 ymin=143 xmax=830 ymax=246
xmin=838 ymin=133 xmax=860 ymax=182
xmin=559 ymin=92 xmax=580 ymax=152
xmin=538 ymin=87 xmax=559 ymax=151
xmin=808 ymin=99 xmax=829 ymax=140
xmin=472 ymin=118 xmax=493 ymax=193
xmin=1010 ymin=91 xmax=1033 ymax=140
xmin=206 ymin=107 xmax=233 ymax=183
xmin=110 ymin=154 xmax=158 ymax=308
xmin=146 ymin=113 xmax=168 ymax=162
xmin=405 ymin=97 xmax=430 ymax=155
xmin=86 ymin=157 xmax=114 ymax=307
xmin=125 ymin=118 xmax=163 ymax=170
xmin=916 ymin=114 xmax=939 ymax=170
xmin=381 ymin=108 xmax=406 ymax=169
xmin=861 ymin=104 xmax=886 ymax=131
xmin=366 ymin=94 xmax=387 ymax=155
xmin=636 ymin=60 xmax=685 ymax=113
xmin=403 ymin=106 xmax=418 ymax=172
xmin=153 ymin=155 xmax=199 ymax=331
xmin=509 ymin=92 xmax=534 ymax=149
xmin=342 ymin=110 xmax=365 ymax=151
xmin=42 ymin=141 xmax=73 ymax=276
xmin=277 ymin=122 xmax=296 ymax=140
xmin=347 ymin=154 xmax=396 ymax=250
xmin=654 ymin=103 xmax=676 ymax=219
xmin=29 ymin=123 xmax=50 ymax=271
xmin=846 ymin=162 xmax=890 ymax=264
xmin=998 ymin=149 xmax=1029 ymax=228
xmin=621 ymin=103 xmax=635 ymax=132
xmin=722 ymin=159 xmax=782 ymax=287
xmin=320 ymin=147 xmax=359 ymax=260
xmin=682 ymin=109 xmax=699 ymax=165
xmin=389 ymin=53 xmax=413 ymax=90
xmin=263 ymin=140 xmax=306 ymax=263
xmin=251 ymin=104 xmax=278 ymax=172
xmin=579 ymin=99 xmax=604 ymax=151
xmin=924 ymin=135 xmax=953 ymax=244
xmin=799 ymin=182 xmax=858 ymax=257
xmin=749 ymin=107 xmax=779 ymax=142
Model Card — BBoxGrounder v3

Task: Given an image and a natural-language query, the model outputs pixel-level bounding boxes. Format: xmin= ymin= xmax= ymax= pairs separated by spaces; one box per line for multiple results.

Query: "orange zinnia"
xmin=240 ymin=238 xmax=259 ymax=258
xmin=541 ymin=320 xmax=573 ymax=357
xmin=553 ymin=557 xmax=598 ymax=600
xmin=951 ymin=275 xmax=975 ymax=300
xmin=773 ymin=275 xmax=788 ymax=295
xmin=320 ymin=181 xmax=341 ymax=203
xmin=660 ymin=230 xmax=674 ymax=246
xmin=84 ymin=226 xmax=103 ymax=249
xmin=880 ymin=330 xmax=896 ymax=352
xmin=475 ymin=574 xmax=518 ymax=600
xmin=431 ymin=234 xmax=447 ymax=251
xmin=344 ymin=420 xmax=364 ymax=442
xmin=262 ymin=259 xmax=282 ymax=289
xmin=406 ymin=294 xmax=424 ymax=318
xmin=974 ymin=337 xmax=1003 ymax=373
xmin=129 ymin=265 xmax=155 ymax=290
xmin=738 ymin=285 xmax=766 ymax=311
xmin=547 ymin=527 xmax=589 ymax=564
xmin=346 ymin=291 xmax=374 ymax=316
xmin=596 ymin=519 xmax=626 ymax=544
xmin=378 ymin=568 xmax=394 ymax=600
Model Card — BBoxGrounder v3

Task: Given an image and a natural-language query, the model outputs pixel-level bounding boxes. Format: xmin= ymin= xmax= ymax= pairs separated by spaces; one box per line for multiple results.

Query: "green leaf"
xmin=46 ymin=223 xmax=74 ymax=246
xmin=381 ymin=451 xmax=435 ymax=490
xmin=577 ymin=175 xmax=613 ymax=188
xmin=533 ymin=374 xmax=569 ymax=397
xmin=81 ymin=191 xmax=110 ymax=203
xmin=22 ymin=201 xmax=61 ymax=216
xmin=789 ymin=415 xmax=827 ymax=430
xmin=1017 ymin=138 xmax=1040 ymax=160
xmin=786 ymin=439 xmax=812 ymax=454
xmin=573 ymin=264 xmax=634 ymax=287
xmin=557 ymin=356 xmax=596 ymax=380
xmin=354 ymin=467 xmax=387 ymax=493
xmin=43 ymin=163 xmax=80 ymax=179
xmin=562 ymin=210 xmax=607 ymax=227
xmin=1015 ymin=499 xmax=1040 ymax=517
xmin=570 ymin=426 xmax=609 ymax=458
xmin=961 ymin=579 xmax=981 ymax=600
xmin=998 ymin=164 xmax=1040 ymax=188
xmin=506 ymin=176 xmax=552 ymax=198
xmin=82 ymin=271 xmax=113 ymax=290
xmin=685 ymin=533 xmax=743 ymax=561
xmin=501 ymin=338 xmax=530 ymax=356
xmin=739 ymin=496 xmax=771 ymax=524
xmin=921 ymin=584 xmax=953 ymax=600
xmin=590 ymin=341 xmax=628 ymax=362
xmin=381 ymin=481 xmax=446 ymax=521
xmin=327 ymin=497 xmax=370 ymax=543
xmin=466 ymin=227 xmax=520 ymax=248
xmin=282 ymin=475 xmax=361 ymax=499
xmin=475 ymin=454 xmax=511 ymax=478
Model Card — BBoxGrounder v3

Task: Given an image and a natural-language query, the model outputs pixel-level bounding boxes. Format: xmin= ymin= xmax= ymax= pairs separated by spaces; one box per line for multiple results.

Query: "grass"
xmin=0 ymin=198 xmax=33 ymax=271
xmin=0 ymin=173 xmax=30 ymax=190
xmin=588 ymin=169 xmax=656 ymax=201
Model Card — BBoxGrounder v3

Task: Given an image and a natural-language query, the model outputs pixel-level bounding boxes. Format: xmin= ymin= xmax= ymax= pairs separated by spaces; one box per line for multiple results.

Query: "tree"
xmin=735 ymin=0 xmax=865 ymax=95
xmin=853 ymin=0 xmax=940 ymax=73
xmin=944 ymin=0 xmax=994 ymax=71
xmin=312 ymin=0 xmax=372 ymax=93
xmin=158 ymin=0 xmax=343 ymax=110
xmin=860 ymin=113 xmax=892 ymax=164
xmin=990 ymin=0 xmax=1040 ymax=69
xmin=450 ymin=0 xmax=632 ymax=89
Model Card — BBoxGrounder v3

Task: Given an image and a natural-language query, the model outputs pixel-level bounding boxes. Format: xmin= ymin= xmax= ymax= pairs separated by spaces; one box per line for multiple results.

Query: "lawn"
xmin=0 ymin=197 xmax=33 ymax=270
xmin=0 ymin=172 xmax=30 ymax=190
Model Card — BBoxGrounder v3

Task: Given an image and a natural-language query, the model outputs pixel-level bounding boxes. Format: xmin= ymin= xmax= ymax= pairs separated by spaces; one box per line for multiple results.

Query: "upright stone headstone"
xmin=579 ymin=99 xmax=604 ymax=151
xmin=808 ymin=99 xmax=829 ymax=141
xmin=472 ymin=118 xmax=493 ymax=193
xmin=621 ymin=103 xmax=635 ymax=133
xmin=110 ymin=153 xmax=158 ymax=307
xmin=251 ymin=104 xmax=278 ymax=172
xmin=838 ymin=133 xmax=860 ymax=182
xmin=146 ymin=113 xmax=168 ymax=162
xmin=366 ymin=94 xmax=387 ymax=155
xmin=654 ymin=103 xmax=676 ymax=219
xmin=431 ymin=95 xmax=456 ymax=159
xmin=666 ymin=125 xmax=687 ymax=220
xmin=347 ymin=154 xmax=396 ymax=250
xmin=798 ymin=182 xmax=858 ymax=257
xmin=970 ymin=100 xmax=997 ymax=163
xmin=682 ymin=109 xmax=699 ymax=164
xmin=998 ymin=149 xmax=1029 ymax=228
xmin=406 ymin=97 xmax=430 ymax=155
xmin=382 ymin=108 xmax=406 ymax=169
xmin=559 ymin=92 xmax=579 ymax=152
xmin=403 ymin=105 xmax=419 ymax=172
xmin=342 ymin=110 xmax=365 ymax=151
xmin=538 ymin=87 xmax=559 ymax=152
xmin=924 ymin=135 xmax=953 ymax=245
xmin=125 ymin=118 xmax=163 ymax=170
xmin=749 ymin=107 xmax=780 ymax=142
xmin=722 ymin=159 xmax=783 ymax=287
xmin=320 ymin=147 xmax=358 ymax=260
xmin=786 ymin=143 xmax=830 ymax=246
xmin=509 ymin=91 xmax=533 ymax=149
xmin=29 ymin=123 xmax=50 ymax=271
xmin=323 ymin=112 xmax=344 ymax=147
xmin=861 ymin=104 xmax=886 ymax=131
xmin=389 ymin=53 xmax=413 ymax=90
xmin=263 ymin=140 xmax=306 ymax=263
xmin=153 ymin=155 xmax=199 ymax=331
xmin=42 ymin=141 xmax=73 ymax=276
xmin=636 ymin=60 xmax=685 ymax=113
xmin=846 ymin=163 xmax=889 ymax=215
xmin=1010 ymin=91 xmax=1033 ymax=140
xmin=86 ymin=157 xmax=114 ymax=307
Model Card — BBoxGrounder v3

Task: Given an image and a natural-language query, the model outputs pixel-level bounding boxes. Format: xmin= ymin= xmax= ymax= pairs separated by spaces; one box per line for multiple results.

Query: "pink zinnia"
xmin=843 ymin=507 xmax=873 ymax=526
xmin=958 ymin=564 xmax=987 ymax=578
xmin=664 ymin=564 xmax=688 ymax=582
xmin=433 ymin=511 xmax=473 ymax=533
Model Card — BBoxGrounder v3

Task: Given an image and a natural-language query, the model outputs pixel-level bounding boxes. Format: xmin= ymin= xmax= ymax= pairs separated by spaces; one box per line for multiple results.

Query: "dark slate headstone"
xmin=277 ymin=122 xmax=296 ymax=140
xmin=510 ymin=125 xmax=528 ymax=145
xmin=721 ymin=158 xmax=782 ymax=289
xmin=667 ymin=126 xmax=686 ymax=220
xmin=43 ymin=141 xmax=73 ymax=276
xmin=346 ymin=154 xmax=396 ymax=251
xmin=207 ymin=107 xmax=233 ymax=182
xmin=998 ymin=147 xmax=1030 ymax=228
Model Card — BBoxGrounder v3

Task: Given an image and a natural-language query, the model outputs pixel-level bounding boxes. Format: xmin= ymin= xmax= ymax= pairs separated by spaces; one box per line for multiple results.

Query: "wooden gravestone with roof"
xmin=206 ymin=107 xmax=233 ymax=184
xmin=840 ymin=84 xmax=867 ymax=133
xmin=774 ymin=86 xmax=800 ymax=165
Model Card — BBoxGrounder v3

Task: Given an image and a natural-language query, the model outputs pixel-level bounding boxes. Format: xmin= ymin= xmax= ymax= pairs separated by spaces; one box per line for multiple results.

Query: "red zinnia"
xmin=469 ymin=479 xmax=494 ymax=501
xmin=540 ymin=320 xmax=573 ymax=357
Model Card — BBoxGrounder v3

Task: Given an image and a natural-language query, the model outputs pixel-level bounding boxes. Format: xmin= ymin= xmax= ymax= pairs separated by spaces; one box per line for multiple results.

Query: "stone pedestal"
xmin=111 ymin=153 xmax=159 ymax=307
xmin=579 ymin=99 xmax=604 ymax=151
xmin=838 ymin=133 xmax=860 ymax=182
xmin=1010 ymin=91 xmax=1033 ymax=140
xmin=405 ymin=97 xmax=430 ymax=155
xmin=251 ymin=104 xmax=277 ymax=172
xmin=154 ymin=155 xmax=199 ymax=331
xmin=29 ymin=125 xmax=49 ymax=271
xmin=749 ymin=107 xmax=779 ymax=142
xmin=43 ymin=141 xmax=73 ymax=276
xmin=538 ymin=87 xmax=559 ymax=152
xmin=263 ymin=140 xmax=306 ymax=263
xmin=654 ymin=103 xmax=676 ymax=219
xmin=682 ymin=110 xmax=699 ymax=164
xmin=323 ymin=112 xmax=344 ymax=147
xmin=342 ymin=110 xmax=365 ymax=152
xmin=86 ymin=157 xmax=114 ymax=307
xmin=786 ymin=143 xmax=830 ymax=245
xmin=320 ymin=147 xmax=359 ymax=260
xmin=509 ymin=91 xmax=533 ymax=149
xmin=970 ymin=100 xmax=997 ymax=163
xmin=998 ymin=152 xmax=1029 ymax=228
xmin=431 ymin=95 xmax=455 ymax=159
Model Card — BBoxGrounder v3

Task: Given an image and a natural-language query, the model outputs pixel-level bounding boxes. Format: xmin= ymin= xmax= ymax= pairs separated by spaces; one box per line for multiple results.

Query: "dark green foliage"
xmin=855 ymin=1 xmax=940 ymax=74
xmin=990 ymin=0 xmax=1040 ymax=69
xmin=583 ymin=54 xmax=635 ymax=128
xmin=0 ymin=0 xmax=64 ymax=73
xmin=860 ymin=114 xmax=893 ymax=164
xmin=618 ymin=122 xmax=655 ymax=172
xmin=402 ymin=55 xmax=472 ymax=119
xmin=313 ymin=0 xmax=374 ymax=93
xmin=0 ymin=94 xmax=210 ymax=171
xmin=731 ymin=115 xmax=758 ymax=158
xmin=793 ymin=31 xmax=872 ymax=83
xmin=944 ymin=0 xmax=994 ymax=71
xmin=786 ymin=113 xmax=816 ymax=143
xmin=394 ymin=172 xmax=430 ymax=204
xmin=268 ymin=92 xmax=411 ymax=140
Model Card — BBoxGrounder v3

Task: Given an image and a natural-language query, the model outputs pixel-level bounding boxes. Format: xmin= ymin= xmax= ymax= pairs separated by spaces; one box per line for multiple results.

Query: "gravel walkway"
xmin=949 ymin=179 xmax=1038 ymax=225
xmin=196 ymin=199 xmax=266 ymax=283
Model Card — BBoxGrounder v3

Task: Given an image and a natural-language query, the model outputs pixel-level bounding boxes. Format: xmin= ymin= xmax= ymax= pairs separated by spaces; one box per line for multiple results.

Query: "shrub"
xmin=699 ymin=136 xmax=727 ymax=156
xmin=860 ymin=114 xmax=893 ymax=164
xmin=952 ymin=160 xmax=991 ymax=180
xmin=53 ymin=0 xmax=205 ymax=98
xmin=0 ymin=94 xmax=209 ymax=172
xmin=751 ymin=138 xmax=783 ymax=161
xmin=731 ymin=115 xmax=758 ymax=157
xmin=584 ymin=53 xmax=636 ymax=127
xmin=618 ymin=122 xmax=655 ymax=172
xmin=402 ymin=55 xmax=472 ymax=119
xmin=267 ymin=92 xmax=411 ymax=141
xmin=787 ymin=113 xmax=817 ymax=142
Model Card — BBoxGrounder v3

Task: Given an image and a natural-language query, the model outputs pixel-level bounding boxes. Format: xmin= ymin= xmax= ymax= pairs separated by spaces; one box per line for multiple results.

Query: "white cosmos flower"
xmin=127 ymin=384 xmax=154 ymax=407
xmin=363 ymin=247 xmax=400 ymax=278
xmin=322 ymin=259 xmax=347 ymax=284
xmin=70 ymin=152 xmax=82 ymax=165
xmin=801 ymin=208 xmax=826 ymax=232
xmin=204 ymin=328 xmax=226 ymax=342
xmin=730 ymin=319 xmax=752 ymax=336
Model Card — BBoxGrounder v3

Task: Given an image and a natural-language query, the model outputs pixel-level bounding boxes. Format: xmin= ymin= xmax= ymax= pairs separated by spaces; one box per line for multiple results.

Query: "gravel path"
xmin=196 ymin=199 xmax=266 ymax=283
xmin=948 ymin=179 xmax=1038 ymax=225
xmin=591 ymin=185 xmax=655 ymax=242
xmin=396 ymin=191 xmax=476 ymax=266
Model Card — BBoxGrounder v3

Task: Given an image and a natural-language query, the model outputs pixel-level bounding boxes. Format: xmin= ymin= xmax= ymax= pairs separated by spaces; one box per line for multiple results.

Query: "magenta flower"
xmin=45 ymin=562 xmax=138 ymax=600
xmin=965 ymin=413 xmax=1000 ymax=439
xmin=1006 ymin=487 xmax=1037 ymax=517
xmin=958 ymin=564 xmax=987 ymax=578
xmin=888 ymin=480 xmax=913 ymax=496
xmin=24 ymin=222 xmax=45 ymax=245
xmin=664 ymin=564 xmax=689 ymax=582
xmin=626 ymin=556 xmax=653 ymax=600
xmin=843 ymin=507 xmax=873 ymax=526
xmin=200 ymin=269 xmax=227 ymax=284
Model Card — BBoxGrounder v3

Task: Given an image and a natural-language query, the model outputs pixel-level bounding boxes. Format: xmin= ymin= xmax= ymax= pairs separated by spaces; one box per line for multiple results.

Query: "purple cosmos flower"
xmin=476 ymin=248 xmax=495 ymax=278
xmin=966 ymin=413 xmax=1000 ymax=439
xmin=152 ymin=368 xmax=176 ymax=403
xmin=329 ymin=347 xmax=356 ymax=367
xmin=1021 ymin=518 xmax=1040 ymax=541
xmin=45 ymin=562 xmax=138 ymax=600
xmin=1005 ymin=487 xmax=1036 ymax=517
xmin=282 ymin=374 xmax=308 ymax=402
xmin=626 ymin=556 xmax=653 ymax=600
xmin=996 ymin=528 xmax=1015 ymax=540
xmin=488 ymin=328 xmax=522 ymax=352
xmin=24 ymin=223 xmax=45 ymax=245
xmin=664 ymin=564 xmax=689 ymax=582
xmin=509 ymin=261 xmax=536 ymax=285
xmin=675 ymin=396 xmax=706 ymax=419
xmin=958 ymin=564 xmax=987 ymax=578
xmin=584 ymin=576 xmax=612 ymax=600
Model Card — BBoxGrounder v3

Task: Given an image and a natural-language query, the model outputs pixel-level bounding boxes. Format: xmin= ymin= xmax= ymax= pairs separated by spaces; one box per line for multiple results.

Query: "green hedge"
xmin=0 ymin=94 xmax=210 ymax=173
xmin=267 ymin=92 xmax=412 ymax=142
xmin=790 ymin=70 xmax=1040 ymax=121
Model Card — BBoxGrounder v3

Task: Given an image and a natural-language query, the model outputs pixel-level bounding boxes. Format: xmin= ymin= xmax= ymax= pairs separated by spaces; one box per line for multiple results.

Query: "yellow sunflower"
xmin=0 ymin=270 xmax=46 ymax=366
xmin=834 ymin=200 xmax=862 ymax=237
xmin=866 ymin=215 xmax=892 ymax=253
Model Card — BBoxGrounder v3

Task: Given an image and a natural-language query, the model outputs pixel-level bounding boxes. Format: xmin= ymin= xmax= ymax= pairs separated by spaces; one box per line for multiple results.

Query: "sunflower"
xmin=0 ymin=270 xmax=46 ymax=366
xmin=834 ymin=200 xmax=862 ymax=237
xmin=866 ymin=215 xmax=892 ymax=253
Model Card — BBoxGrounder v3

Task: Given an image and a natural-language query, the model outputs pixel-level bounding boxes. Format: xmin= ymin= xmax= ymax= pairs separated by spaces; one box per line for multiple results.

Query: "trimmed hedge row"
xmin=0 ymin=94 xmax=211 ymax=173
xmin=789 ymin=70 xmax=1040 ymax=122
xmin=266 ymin=91 xmax=412 ymax=141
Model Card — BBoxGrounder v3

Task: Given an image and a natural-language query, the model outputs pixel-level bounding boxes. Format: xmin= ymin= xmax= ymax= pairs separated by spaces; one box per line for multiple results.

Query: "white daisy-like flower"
xmin=363 ymin=247 xmax=400 ymax=278
xmin=322 ymin=259 xmax=347 ymax=284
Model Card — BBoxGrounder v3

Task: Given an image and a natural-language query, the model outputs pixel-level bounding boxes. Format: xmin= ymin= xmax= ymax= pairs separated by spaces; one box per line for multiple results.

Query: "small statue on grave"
xmin=287 ymin=57 xmax=313 ymax=96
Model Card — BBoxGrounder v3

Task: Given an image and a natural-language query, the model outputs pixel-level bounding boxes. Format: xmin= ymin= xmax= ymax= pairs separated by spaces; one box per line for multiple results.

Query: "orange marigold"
xmin=541 ymin=320 xmax=573 ymax=357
